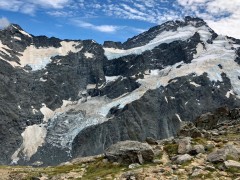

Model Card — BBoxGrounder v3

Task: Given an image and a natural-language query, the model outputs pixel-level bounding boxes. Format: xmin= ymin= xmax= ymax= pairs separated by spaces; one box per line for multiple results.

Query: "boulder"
xmin=189 ymin=145 xmax=205 ymax=155
xmin=230 ymin=108 xmax=240 ymax=119
xmin=145 ymin=137 xmax=158 ymax=145
xmin=178 ymin=122 xmax=203 ymax=138
xmin=177 ymin=137 xmax=192 ymax=154
xmin=224 ymin=160 xmax=240 ymax=169
xmin=104 ymin=141 xmax=154 ymax=164
xmin=175 ymin=154 xmax=193 ymax=164
xmin=191 ymin=168 xmax=207 ymax=177
xmin=207 ymin=145 xmax=240 ymax=163
xmin=195 ymin=112 xmax=218 ymax=130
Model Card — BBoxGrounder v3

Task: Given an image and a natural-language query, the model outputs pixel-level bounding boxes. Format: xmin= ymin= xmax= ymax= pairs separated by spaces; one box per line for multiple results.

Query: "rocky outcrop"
xmin=104 ymin=141 xmax=154 ymax=164
xmin=207 ymin=145 xmax=240 ymax=163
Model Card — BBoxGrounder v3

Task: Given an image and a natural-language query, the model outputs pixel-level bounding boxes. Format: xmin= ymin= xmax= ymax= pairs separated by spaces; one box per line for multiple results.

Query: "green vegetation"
xmin=82 ymin=159 xmax=126 ymax=180
xmin=192 ymin=137 xmax=207 ymax=145
xmin=163 ymin=143 xmax=178 ymax=157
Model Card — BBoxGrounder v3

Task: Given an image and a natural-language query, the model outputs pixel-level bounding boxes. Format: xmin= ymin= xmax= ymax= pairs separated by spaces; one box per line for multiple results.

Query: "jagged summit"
xmin=0 ymin=17 xmax=240 ymax=166
xmin=103 ymin=16 xmax=213 ymax=50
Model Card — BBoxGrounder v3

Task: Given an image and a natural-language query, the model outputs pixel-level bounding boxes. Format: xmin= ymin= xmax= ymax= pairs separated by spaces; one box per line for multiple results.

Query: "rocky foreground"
xmin=1 ymin=107 xmax=240 ymax=180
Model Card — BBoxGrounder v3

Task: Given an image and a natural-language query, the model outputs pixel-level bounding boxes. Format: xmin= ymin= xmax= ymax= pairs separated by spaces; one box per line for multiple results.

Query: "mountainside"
xmin=1 ymin=16 xmax=240 ymax=166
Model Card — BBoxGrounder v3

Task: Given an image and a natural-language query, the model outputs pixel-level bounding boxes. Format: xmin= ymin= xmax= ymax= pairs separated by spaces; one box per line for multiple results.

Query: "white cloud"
xmin=177 ymin=0 xmax=240 ymax=38
xmin=0 ymin=17 xmax=10 ymax=29
xmin=0 ymin=0 xmax=71 ymax=15
xmin=72 ymin=19 xmax=121 ymax=33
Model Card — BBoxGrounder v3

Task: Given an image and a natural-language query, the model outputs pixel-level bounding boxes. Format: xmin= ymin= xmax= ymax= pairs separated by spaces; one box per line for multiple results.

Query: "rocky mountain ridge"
xmin=0 ymin=16 xmax=240 ymax=166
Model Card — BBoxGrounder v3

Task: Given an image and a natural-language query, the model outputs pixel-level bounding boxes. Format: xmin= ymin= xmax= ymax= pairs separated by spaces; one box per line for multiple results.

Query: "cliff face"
xmin=1 ymin=17 xmax=240 ymax=166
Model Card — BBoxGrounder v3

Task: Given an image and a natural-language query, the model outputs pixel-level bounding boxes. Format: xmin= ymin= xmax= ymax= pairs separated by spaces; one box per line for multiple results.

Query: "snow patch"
xmin=194 ymin=43 xmax=204 ymax=58
xmin=11 ymin=124 xmax=47 ymax=163
xmin=165 ymin=96 xmax=168 ymax=103
xmin=190 ymin=82 xmax=201 ymax=87
xmin=40 ymin=104 xmax=54 ymax=122
xmin=87 ymin=84 xmax=96 ymax=89
xmin=13 ymin=36 xmax=21 ymax=41
xmin=84 ymin=52 xmax=94 ymax=59
xmin=12 ymin=25 xmax=32 ymax=38
xmin=175 ymin=114 xmax=182 ymax=122
xmin=7 ymin=41 xmax=82 ymax=71
xmin=39 ymin=77 xmax=47 ymax=82
xmin=0 ymin=40 xmax=11 ymax=57
xmin=226 ymin=90 xmax=235 ymax=98
xmin=105 ymin=76 xmax=120 ymax=82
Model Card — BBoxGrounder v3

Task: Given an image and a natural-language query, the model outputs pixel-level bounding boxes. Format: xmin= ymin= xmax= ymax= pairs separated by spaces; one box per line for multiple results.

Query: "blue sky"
xmin=0 ymin=0 xmax=240 ymax=44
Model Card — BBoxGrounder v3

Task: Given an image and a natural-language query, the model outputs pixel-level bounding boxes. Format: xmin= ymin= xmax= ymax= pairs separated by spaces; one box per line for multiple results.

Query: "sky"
xmin=0 ymin=0 xmax=240 ymax=44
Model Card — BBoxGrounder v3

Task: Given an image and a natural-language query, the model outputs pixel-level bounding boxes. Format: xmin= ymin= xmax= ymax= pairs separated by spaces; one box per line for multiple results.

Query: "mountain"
xmin=0 ymin=16 xmax=240 ymax=166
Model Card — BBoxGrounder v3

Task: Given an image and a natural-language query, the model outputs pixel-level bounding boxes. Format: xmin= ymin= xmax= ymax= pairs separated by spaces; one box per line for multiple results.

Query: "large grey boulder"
xmin=189 ymin=144 xmax=205 ymax=155
xmin=207 ymin=145 xmax=240 ymax=163
xmin=175 ymin=154 xmax=193 ymax=164
xmin=104 ymin=141 xmax=154 ymax=164
xmin=177 ymin=137 xmax=192 ymax=154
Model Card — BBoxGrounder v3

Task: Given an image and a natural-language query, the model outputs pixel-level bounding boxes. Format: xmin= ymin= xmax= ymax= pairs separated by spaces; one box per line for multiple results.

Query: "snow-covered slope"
xmin=104 ymin=24 xmax=210 ymax=60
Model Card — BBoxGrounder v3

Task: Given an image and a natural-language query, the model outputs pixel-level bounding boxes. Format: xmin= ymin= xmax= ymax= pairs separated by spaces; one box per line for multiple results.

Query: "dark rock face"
xmin=72 ymin=74 xmax=240 ymax=158
xmin=103 ymin=32 xmax=202 ymax=77
xmin=1 ymin=17 xmax=240 ymax=166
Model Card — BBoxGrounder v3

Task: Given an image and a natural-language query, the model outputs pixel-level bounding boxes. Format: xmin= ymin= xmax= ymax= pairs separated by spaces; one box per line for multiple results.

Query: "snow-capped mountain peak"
xmin=1 ymin=17 xmax=240 ymax=166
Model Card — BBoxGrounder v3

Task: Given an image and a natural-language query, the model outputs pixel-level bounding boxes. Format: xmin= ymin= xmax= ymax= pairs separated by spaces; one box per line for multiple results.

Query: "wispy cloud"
xmin=71 ymin=19 xmax=121 ymax=33
xmin=1 ymin=0 xmax=240 ymax=39
xmin=0 ymin=0 xmax=71 ymax=15
xmin=0 ymin=17 xmax=10 ymax=29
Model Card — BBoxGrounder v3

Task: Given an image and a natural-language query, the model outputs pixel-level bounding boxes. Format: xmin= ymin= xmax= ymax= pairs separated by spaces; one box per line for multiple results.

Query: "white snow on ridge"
xmin=105 ymin=76 xmax=120 ymax=82
xmin=1 ymin=40 xmax=82 ymax=71
xmin=104 ymin=25 xmax=212 ymax=60
xmin=190 ymin=82 xmax=201 ymax=87
xmin=99 ymin=36 xmax=240 ymax=116
xmin=226 ymin=89 xmax=235 ymax=98
xmin=13 ymin=36 xmax=21 ymax=41
xmin=16 ymin=41 xmax=82 ymax=71
xmin=12 ymin=25 xmax=32 ymax=38
xmin=0 ymin=40 xmax=11 ymax=57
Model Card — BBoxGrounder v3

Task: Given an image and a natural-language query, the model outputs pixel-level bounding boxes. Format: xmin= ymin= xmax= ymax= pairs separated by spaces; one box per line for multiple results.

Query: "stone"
xmin=104 ymin=141 xmax=154 ymax=164
xmin=177 ymin=169 xmax=186 ymax=174
xmin=205 ymin=165 xmax=216 ymax=171
xmin=230 ymin=108 xmax=240 ymax=119
xmin=191 ymin=168 xmax=206 ymax=177
xmin=177 ymin=137 xmax=192 ymax=154
xmin=205 ymin=143 xmax=215 ymax=152
xmin=144 ymin=177 xmax=158 ymax=180
xmin=146 ymin=137 xmax=158 ymax=145
xmin=129 ymin=163 xmax=141 ymax=169
xmin=178 ymin=122 xmax=203 ymax=138
xmin=195 ymin=112 xmax=218 ymax=130
xmin=224 ymin=160 xmax=240 ymax=169
xmin=175 ymin=154 xmax=193 ymax=164
xmin=152 ymin=159 xmax=162 ymax=164
xmin=189 ymin=144 xmax=205 ymax=155
xmin=207 ymin=145 xmax=240 ymax=163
